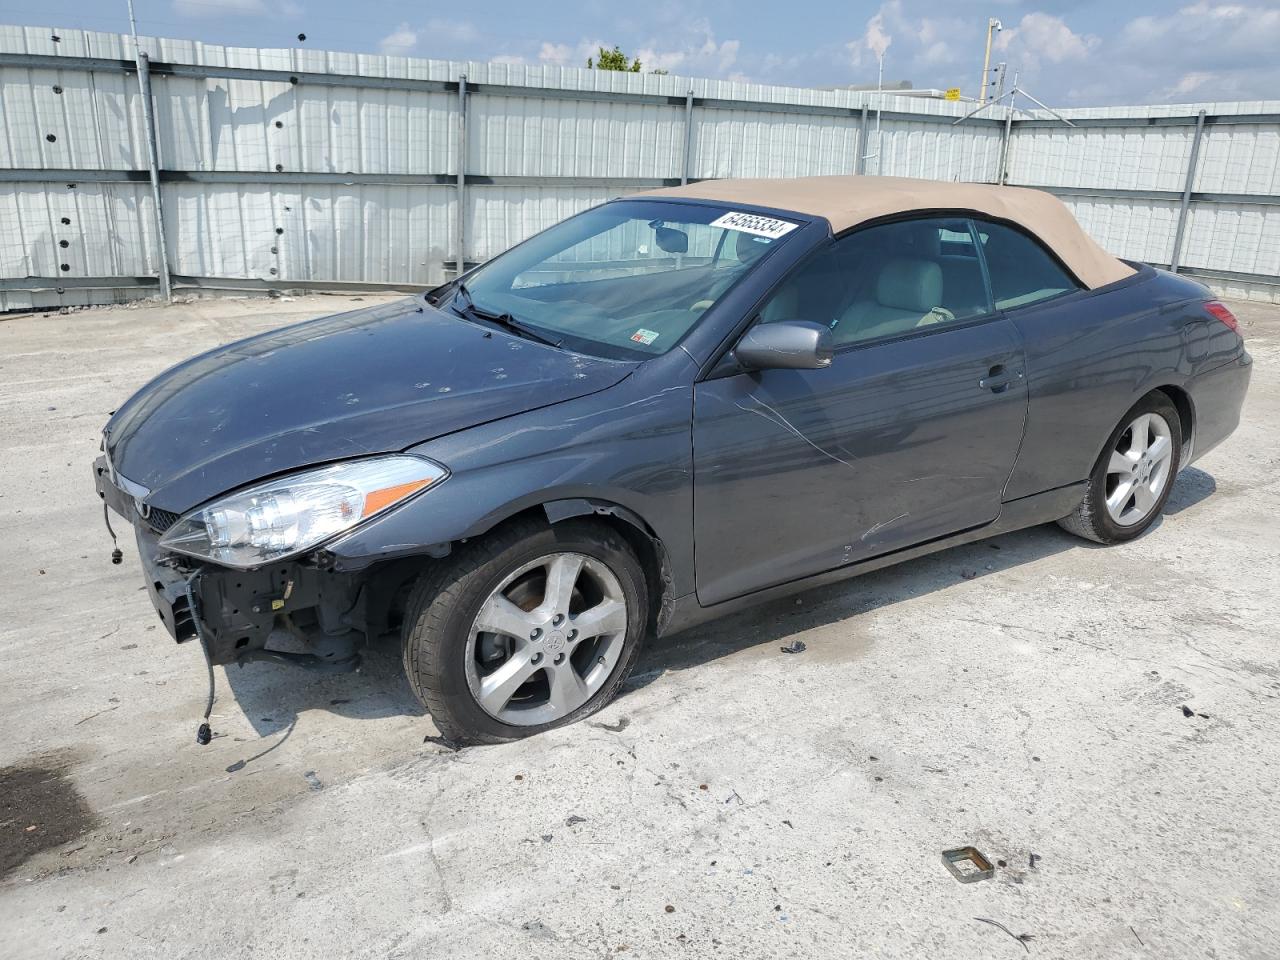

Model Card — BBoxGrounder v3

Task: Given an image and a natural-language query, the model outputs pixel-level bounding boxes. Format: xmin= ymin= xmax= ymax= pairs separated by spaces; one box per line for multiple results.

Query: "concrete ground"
xmin=0 ymin=293 xmax=1277 ymax=959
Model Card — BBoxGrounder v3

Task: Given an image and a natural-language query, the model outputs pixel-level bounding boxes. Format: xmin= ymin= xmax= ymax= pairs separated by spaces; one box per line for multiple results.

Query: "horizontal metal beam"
xmin=1018 ymin=183 xmax=1280 ymax=207
xmin=0 ymin=274 xmax=424 ymax=294
xmin=468 ymin=81 xmax=683 ymax=108
xmin=7 ymin=264 xmax=1279 ymax=298
xmin=1012 ymin=112 xmax=1280 ymax=129
xmin=1145 ymin=263 xmax=1280 ymax=288
xmin=6 ymin=169 xmax=1279 ymax=205
xmin=0 ymin=274 xmax=158 ymax=291
xmin=0 ymin=52 xmax=458 ymax=94
xmin=0 ymin=167 xmax=684 ymax=189
xmin=0 ymin=52 xmax=995 ymax=125
xmin=5 ymin=51 xmax=1277 ymax=129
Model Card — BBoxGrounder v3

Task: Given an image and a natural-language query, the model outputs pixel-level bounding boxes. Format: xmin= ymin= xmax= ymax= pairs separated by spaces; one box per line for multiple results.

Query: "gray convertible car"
xmin=94 ymin=175 xmax=1251 ymax=745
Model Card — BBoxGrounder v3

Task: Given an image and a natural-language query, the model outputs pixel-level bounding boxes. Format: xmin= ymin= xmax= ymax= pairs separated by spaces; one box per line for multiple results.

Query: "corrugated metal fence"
xmin=1 ymin=25 xmax=1277 ymax=311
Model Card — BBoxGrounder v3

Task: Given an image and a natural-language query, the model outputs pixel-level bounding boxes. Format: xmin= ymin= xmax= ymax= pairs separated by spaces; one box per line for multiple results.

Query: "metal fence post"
xmin=856 ymin=104 xmax=869 ymax=175
xmin=681 ymin=89 xmax=695 ymax=185
xmin=998 ymin=101 xmax=1014 ymax=185
xmin=1170 ymin=109 xmax=1207 ymax=273
xmin=134 ymin=53 xmax=172 ymax=301
xmin=455 ymin=74 xmax=468 ymax=278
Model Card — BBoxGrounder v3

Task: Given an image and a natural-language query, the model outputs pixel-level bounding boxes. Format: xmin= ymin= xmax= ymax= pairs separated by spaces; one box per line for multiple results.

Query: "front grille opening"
xmin=145 ymin=507 xmax=181 ymax=534
xmin=171 ymin=593 xmax=197 ymax=643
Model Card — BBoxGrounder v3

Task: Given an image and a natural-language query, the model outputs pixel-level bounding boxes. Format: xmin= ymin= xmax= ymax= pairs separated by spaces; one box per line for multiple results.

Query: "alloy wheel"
xmin=1104 ymin=411 xmax=1174 ymax=526
xmin=464 ymin=552 xmax=629 ymax=725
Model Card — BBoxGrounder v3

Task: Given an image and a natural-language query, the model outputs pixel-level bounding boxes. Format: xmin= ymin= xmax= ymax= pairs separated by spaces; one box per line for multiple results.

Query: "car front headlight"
xmin=159 ymin=455 xmax=447 ymax=568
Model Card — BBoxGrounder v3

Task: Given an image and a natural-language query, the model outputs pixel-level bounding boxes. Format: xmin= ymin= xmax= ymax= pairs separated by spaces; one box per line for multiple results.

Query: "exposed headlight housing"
xmin=159 ymin=456 xmax=447 ymax=569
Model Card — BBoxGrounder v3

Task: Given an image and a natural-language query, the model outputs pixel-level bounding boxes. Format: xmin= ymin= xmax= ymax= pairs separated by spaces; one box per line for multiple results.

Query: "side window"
xmin=975 ymin=219 xmax=1082 ymax=310
xmin=757 ymin=217 xmax=991 ymax=346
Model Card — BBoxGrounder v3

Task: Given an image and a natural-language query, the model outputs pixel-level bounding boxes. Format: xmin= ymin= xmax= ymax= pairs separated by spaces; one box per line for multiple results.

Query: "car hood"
xmin=104 ymin=297 xmax=634 ymax=511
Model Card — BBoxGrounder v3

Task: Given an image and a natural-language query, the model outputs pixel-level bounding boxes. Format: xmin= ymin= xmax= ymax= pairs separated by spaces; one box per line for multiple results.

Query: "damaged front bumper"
xmin=93 ymin=455 xmax=399 ymax=669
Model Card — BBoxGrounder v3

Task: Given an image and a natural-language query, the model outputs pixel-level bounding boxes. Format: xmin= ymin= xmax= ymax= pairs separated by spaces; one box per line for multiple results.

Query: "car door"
xmin=691 ymin=216 xmax=1029 ymax=606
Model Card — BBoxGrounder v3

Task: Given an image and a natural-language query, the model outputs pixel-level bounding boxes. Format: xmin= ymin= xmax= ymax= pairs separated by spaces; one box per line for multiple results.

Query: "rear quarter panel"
xmin=1004 ymin=267 xmax=1234 ymax=501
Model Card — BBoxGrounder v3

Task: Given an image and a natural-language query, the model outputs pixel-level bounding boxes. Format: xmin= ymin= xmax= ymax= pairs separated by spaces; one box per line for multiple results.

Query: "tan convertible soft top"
xmin=642 ymin=175 xmax=1135 ymax=290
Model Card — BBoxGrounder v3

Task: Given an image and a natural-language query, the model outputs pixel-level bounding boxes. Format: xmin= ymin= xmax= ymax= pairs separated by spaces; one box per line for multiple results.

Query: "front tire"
xmin=401 ymin=518 xmax=648 ymax=744
xmin=1058 ymin=392 xmax=1182 ymax=544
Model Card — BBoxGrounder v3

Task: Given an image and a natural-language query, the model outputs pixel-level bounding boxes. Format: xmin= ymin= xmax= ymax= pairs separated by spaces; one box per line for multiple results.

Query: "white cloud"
xmin=634 ymin=18 xmax=740 ymax=76
xmin=420 ymin=18 xmax=480 ymax=46
xmin=533 ymin=17 xmax=739 ymax=77
xmin=375 ymin=18 xmax=483 ymax=58
xmin=996 ymin=12 xmax=1098 ymax=65
xmin=1123 ymin=2 xmax=1280 ymax=60
xmin=378 ymin=23 xmax=418 ymax=57
xmin=916 ymin=41 xmax=954 ymax=67
xmin=173 ymin=0 xmax=268 ymax=16
xmin=173 ymin=0 xmax=302 ymax=19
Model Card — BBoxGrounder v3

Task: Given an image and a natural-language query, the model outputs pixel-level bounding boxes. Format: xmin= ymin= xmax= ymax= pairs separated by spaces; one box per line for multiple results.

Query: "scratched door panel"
xmin=691 ymin=318 xmax=1027 ymax=606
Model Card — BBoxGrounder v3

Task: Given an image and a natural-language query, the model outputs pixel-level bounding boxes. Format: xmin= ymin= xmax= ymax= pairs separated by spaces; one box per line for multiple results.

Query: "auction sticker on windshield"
xmin=630 ymin=328 xmax=660 ymax=346
xmin=709 ymin=211 xmax=799 ymax=240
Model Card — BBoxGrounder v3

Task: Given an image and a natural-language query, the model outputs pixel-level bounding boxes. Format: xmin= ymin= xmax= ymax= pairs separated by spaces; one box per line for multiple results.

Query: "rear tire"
xmin=401 ymin=517 xmax=648 ymax=745
xmin=1057 ymin=392 xmax=1182 ymax=545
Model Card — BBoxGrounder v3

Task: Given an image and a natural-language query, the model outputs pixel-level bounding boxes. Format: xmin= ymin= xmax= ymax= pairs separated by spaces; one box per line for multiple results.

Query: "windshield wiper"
xmin=451 ymin=282 xmax=563 ymax=348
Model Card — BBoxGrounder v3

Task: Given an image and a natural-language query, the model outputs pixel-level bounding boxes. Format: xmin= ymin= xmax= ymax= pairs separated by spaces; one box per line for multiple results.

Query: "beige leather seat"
xmin=834 ymin=258 xmax=947 ymax=343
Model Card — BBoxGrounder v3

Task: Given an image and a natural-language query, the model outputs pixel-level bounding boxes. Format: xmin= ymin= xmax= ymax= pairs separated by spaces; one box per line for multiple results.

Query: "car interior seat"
xmin=833 ymin=258 xmax=948 ymax=343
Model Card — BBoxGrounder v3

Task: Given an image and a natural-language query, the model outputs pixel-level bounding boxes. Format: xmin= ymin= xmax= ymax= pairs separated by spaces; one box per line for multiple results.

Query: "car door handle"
xmin=979 ymin=364 xmax=1017 ymax=393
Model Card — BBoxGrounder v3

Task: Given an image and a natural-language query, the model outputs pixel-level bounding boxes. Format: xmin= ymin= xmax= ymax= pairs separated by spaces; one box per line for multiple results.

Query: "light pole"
xmin=979 ymin=18 xmax=1002 ymax=104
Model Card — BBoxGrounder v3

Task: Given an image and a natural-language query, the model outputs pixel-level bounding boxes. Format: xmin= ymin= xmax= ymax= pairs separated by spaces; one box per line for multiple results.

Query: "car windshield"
xmin=453 ymin=199 xmax=802 ymax=359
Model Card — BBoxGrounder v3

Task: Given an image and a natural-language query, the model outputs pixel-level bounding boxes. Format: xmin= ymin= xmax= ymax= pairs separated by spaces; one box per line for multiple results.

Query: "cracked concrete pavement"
xmin=1 ymin=293 xmax=1278 ymax=958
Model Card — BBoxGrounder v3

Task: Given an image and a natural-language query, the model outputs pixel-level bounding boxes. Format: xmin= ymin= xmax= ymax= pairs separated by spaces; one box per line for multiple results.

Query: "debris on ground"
xmin=588 ymin=716 xmax=630 ymax=733
xmin=780 ymin=640 xmax=807 ymax=654
xmin=1181 ymin=704 xmax=1195 ymax=717
xmin=942 ymin=846 xmax=995 ymax=883
xmin=566 ymin=815 xmax=587 ymax=826
xmin=422 ymin=734 xmax=461 ymax=752
xmin=1029 ymin=852 xmax=1041 ymax=869
xmin=974 ymin=917 xmax=1034 ymax=953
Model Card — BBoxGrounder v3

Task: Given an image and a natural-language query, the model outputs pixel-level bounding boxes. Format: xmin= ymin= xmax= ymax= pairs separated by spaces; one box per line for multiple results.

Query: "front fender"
xmin=322 ymin=369 xmax=697 ymax=596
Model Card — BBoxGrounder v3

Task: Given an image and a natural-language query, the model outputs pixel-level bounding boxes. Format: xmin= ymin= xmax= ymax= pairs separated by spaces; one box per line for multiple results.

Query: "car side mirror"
xmin=734 ymin=321 xmax=834 ymax=371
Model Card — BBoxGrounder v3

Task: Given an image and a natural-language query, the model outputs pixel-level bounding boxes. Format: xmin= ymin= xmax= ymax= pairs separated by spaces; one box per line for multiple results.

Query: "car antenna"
xmin=183 ymin=580 xmax=217 ymax=746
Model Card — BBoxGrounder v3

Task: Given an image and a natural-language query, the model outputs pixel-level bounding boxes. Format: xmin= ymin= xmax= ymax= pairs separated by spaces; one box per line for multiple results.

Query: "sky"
xmin=4 ymin=0 xmax=1280 ymax=106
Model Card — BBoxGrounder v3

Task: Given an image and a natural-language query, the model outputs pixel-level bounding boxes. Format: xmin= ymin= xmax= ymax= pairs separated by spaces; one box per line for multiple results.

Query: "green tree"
xmin=587 ymin=45 xmax=641 ymax=72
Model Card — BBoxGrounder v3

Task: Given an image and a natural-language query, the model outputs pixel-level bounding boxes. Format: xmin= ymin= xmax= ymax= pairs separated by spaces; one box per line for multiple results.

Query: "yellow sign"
xmin=945 ymin=87 xmax=961 ymax=101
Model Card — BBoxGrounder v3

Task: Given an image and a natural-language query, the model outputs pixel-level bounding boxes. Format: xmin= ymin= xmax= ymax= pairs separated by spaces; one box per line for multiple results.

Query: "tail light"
xmin=1204 ymin=300 xmax=1239 ymax=333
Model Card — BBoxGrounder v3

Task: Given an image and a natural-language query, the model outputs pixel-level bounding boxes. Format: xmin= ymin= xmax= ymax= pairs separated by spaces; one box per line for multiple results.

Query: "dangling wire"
xmin=184 ymin=579 xmax=216 ymax=746
xmin=102 ymin=503 xmax=123 ymax=564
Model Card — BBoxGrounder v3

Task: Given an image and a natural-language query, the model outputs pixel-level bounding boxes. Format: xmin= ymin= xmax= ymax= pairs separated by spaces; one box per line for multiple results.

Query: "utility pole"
xmin=992 ymin=62 xmax=1007 ymax=102
xmin=979 ymin=18 xmax=1002 ymax=104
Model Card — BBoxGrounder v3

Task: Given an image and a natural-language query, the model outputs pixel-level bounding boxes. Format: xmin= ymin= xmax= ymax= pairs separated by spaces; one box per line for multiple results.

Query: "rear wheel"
xmin=401 ymin=518 xmax=647 ymax=744
xmin=1058 ymin=392 xmax=1182 ymax=544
